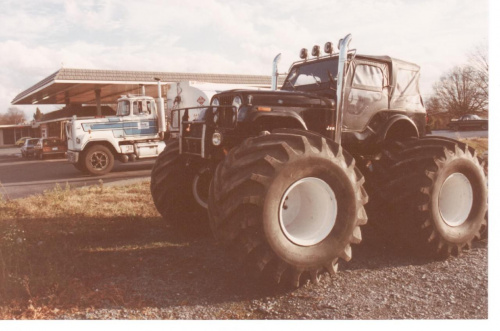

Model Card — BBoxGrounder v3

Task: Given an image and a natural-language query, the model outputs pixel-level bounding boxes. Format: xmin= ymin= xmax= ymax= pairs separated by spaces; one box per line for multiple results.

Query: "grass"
xmin=459 ymin=137 xmax=488 ymax=156
xmin=0 ymin=181 xmax=170 ymax=319
xmin=0 ymin=137 xmax=488 ymax=319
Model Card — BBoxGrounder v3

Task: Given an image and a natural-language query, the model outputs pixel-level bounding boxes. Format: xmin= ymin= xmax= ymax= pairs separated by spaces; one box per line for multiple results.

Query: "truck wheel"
xmin=150 ymin=138 xmax=210 ymax=231
xmin=208 ymin=130 xmax=368 ymax=288
xmin=364 ymin=137 xmax=487 ymax=258
xmin=83 ymin=145 xmax=115 ymax=176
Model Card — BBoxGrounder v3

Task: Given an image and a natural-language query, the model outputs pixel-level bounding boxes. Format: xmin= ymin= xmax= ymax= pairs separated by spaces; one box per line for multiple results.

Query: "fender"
xmin=81 ymin=139 xmax=121 ymax=155
xmin=377 ymin=114 xmax=419 ymax=143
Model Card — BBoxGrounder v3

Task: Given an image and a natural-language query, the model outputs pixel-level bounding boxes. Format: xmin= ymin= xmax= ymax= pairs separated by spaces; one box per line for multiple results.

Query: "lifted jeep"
xmin=150 ymin=34 xmax=487 ymax=288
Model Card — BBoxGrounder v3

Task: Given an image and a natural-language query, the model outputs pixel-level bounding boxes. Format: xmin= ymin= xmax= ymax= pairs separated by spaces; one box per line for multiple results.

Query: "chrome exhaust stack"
xmin=271 ymin=53 xmax=281 ymax=90
xmin=334 ymin=34 xmax=352 ymax=145
xmin=155 ymin=77 xmax=167 ymax=137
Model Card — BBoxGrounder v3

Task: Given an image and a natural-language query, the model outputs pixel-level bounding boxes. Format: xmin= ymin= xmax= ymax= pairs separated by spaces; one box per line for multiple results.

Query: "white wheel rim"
xmin=279 ymin=177 xmax=337 ymax=246
xmin=192 ymin=173 xmax=208 ymax=209
xmin=90 ymin=151 xmax=109 ymax=170
xmin=438 ymin=173 xmax=473 ymax=227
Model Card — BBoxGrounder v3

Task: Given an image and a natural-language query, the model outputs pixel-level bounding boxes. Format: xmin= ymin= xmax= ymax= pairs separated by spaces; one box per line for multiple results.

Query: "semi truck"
xmin=65 ymin=81 xmax=263 ymax=175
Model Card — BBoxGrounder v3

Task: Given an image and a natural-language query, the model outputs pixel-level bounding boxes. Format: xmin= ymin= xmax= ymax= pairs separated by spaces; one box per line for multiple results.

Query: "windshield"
xmin=282 ymin=57 xmax=339 ymax=91
xmin=117 ymin=100 xmax=130 ymax=116
xmin=26 ymin=139 xmax=39 ymax=146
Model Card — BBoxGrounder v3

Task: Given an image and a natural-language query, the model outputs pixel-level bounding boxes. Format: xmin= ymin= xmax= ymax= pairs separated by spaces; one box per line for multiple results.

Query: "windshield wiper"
xmin=312 ymin=75 xmax=321 ymax=86
xmin=327 ymin=69 xmax=337 ymax=91
xmin=283 ymin=80 xmax=296 ymax=91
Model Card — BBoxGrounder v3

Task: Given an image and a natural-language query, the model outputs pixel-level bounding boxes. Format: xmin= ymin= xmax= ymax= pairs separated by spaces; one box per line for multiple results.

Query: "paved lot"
xmin=0 ymin=147 xmax=155 ymax=200
xmin=0 ymin=128 xmax=486 ymax=200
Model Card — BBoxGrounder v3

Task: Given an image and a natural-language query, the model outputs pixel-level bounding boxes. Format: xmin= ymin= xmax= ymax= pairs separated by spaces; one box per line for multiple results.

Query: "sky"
xmin=0 ymin=0 xmax=490 ymax=119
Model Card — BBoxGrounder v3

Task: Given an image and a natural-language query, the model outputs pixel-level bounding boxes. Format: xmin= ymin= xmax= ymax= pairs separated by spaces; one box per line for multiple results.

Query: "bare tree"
xmin=430 ymin=65 xmax=488 ymax=115
xmin=0 ymin=107 xmax=27 ymax=124
xmin=467 ymin=42 xmax=488 ymax=99
xmin=424 ymin=95 xmax=442 ymax=114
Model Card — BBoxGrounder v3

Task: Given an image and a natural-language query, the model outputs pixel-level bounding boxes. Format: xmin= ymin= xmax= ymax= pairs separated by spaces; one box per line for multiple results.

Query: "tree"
xmin=467 ymin=42 xmax=488 ymax=100
xmin=429 ymin=65 xmax=487 ymax=116
xmin=424 ymin=95 xmax=443 ymax=115
xmin=33 ymin=107 xmax=44 ymax=121
xmin=0 ymin=107 xmax=27 ymax=125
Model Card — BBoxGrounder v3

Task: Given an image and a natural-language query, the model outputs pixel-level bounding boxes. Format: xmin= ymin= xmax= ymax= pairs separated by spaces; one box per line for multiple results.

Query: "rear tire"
xmin=150 ymin=138 xmax=210 ymax=232
xmin=208 ymin=130 xmax=368 ymax=288
xmin=363 ymin=137 xmax=487 ymax=258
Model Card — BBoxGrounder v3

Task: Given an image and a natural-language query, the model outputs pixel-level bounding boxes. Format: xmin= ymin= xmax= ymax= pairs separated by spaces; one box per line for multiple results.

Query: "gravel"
xmin=51 ymin=228 xmax=488 ymax=320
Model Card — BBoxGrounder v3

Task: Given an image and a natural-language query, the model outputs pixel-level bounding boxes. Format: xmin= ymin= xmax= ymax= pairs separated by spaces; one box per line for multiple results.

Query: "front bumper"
xmin=175 ymin=106 xmax=237 ymax=158
xmin=67 ymin=150 xmax=79 ymax=163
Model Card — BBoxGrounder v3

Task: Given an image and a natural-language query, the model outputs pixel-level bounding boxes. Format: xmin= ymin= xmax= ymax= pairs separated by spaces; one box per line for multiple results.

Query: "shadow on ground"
xmin=0 ymin=213 xmax=487 ymax=317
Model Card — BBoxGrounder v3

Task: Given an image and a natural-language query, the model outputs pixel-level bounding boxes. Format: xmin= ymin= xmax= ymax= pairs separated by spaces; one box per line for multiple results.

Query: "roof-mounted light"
xmin=300 ymin=48 xmax=308 ymax=60
xmin=311 ymin=45 xmax=321 ymax=58
xmin=324 ymin=42 xmax=334 ymax=55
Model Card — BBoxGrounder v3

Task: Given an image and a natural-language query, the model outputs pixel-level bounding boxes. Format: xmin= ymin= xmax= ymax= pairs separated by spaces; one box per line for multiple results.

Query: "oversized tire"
xmin=363 ymin=137 xmax=487 ymax=258
xmin=150 ymin=138 xmax=210 ymax=231
xmin=83 ymin=145 xmax=115 ymax=176
xmin=208 ymin=129 xmax=368 ymax=288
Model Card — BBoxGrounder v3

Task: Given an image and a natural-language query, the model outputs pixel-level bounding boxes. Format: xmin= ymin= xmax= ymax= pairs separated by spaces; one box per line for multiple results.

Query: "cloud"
xmin=0 ymin=0 xmax=489 ymax=114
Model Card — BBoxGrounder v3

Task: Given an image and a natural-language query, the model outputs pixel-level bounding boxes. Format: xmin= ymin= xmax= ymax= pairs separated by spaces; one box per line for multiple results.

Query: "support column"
xmin=65 ymin=91 xmax=70 ymax=105
xmin=95 ymin=88 xmax=102 ymax=116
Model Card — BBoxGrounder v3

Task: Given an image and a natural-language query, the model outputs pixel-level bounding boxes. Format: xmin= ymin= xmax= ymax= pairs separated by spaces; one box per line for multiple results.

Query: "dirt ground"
xmin=0 ymin=181 xmax=489 ymax=321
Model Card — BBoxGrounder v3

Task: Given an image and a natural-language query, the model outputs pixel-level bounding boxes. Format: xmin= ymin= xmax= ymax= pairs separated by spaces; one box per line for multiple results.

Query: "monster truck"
xmin=151 ymin=34 xmax=488 ymax=288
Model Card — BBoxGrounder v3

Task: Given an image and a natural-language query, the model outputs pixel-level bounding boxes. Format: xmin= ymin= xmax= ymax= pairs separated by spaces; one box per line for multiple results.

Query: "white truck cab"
xmin=66 ymin=94 xmax=165 ymax=175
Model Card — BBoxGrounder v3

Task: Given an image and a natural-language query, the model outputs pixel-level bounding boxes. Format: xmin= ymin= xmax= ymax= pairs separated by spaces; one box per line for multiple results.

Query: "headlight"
xmin=212 ymin=132 xmax=222 ymax=146
xmin=232 ymin=96 xmax=242 ymax=110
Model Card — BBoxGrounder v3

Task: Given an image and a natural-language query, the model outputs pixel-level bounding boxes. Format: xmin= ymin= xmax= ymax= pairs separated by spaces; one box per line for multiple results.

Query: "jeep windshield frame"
xmin=281 ymin=57 xmax=340 ymax=93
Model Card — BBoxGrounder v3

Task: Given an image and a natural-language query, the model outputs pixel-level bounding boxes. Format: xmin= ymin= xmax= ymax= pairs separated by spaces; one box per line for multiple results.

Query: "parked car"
xmin=34 ymin=137 xmax=67 ymax=159
xmin=447 ymin=114 xmax=488 ymax=131
xmin=20 ymin=138 xmax=40 ymax=159
xmin=15 ymin=136 xmax=32 ymax=147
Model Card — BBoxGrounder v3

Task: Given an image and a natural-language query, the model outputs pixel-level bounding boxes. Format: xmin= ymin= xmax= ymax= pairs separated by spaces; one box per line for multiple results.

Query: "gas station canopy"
xmin=12 ymin=68 xmax=275 ymax=106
